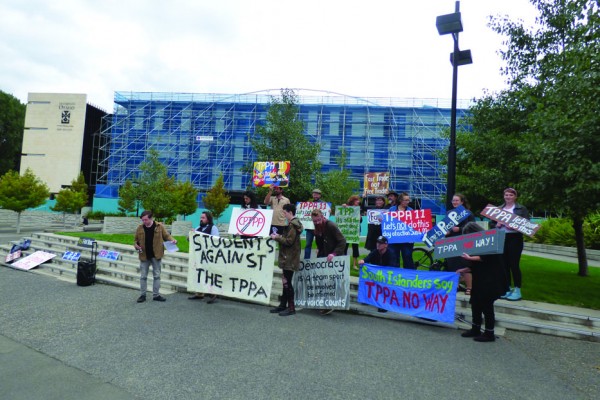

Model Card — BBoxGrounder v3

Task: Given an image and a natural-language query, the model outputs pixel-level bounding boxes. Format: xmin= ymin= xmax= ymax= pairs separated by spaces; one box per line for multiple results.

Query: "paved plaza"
xmin=1 ymin=262 xmax=599 ymax=400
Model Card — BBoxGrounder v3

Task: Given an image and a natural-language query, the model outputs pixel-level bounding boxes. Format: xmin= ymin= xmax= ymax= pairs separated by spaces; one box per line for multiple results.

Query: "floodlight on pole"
xmin=436 ymin=1 xmax=473 ymax=210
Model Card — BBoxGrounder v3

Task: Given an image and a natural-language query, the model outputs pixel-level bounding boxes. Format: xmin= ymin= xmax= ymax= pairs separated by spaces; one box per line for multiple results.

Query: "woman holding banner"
xmin=269 ymin=203 xmax=303 ymax=316
xmin=445 ymin=194 xmax=476 ymax=294
xmin=365 ymin=195 xmax=386 ymax=252
xmin=188 ymin=211 xmax=219 ymax=303
xmin=388 ymin=192 xmax=415 ymax=269
xmin=343 ymin=195 xmax=362 ymax=270
xmin=457 ymin=222 xmax=506 ymax=342
xmin=489 ymin=188 xmax=529 ymax=301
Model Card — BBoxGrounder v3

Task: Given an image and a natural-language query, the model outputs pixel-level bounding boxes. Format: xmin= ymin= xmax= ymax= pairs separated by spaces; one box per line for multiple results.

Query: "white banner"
xmin=292 ymin=255 xmax=351 ymax=310
xmin=228 ymin=208 xmax=273 ymax=237
xmin=11 ymin=251 xmax=56 ymax=271
xmin=187 ymin=232 xmax=276 ymax=304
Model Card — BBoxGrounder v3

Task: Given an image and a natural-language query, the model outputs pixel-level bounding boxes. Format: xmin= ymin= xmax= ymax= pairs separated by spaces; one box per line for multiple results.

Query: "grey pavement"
xmin=1 ymin=264 xmax=600 ymax=400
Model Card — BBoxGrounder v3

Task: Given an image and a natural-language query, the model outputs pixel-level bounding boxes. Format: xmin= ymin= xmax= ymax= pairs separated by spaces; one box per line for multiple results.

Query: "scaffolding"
xmin=94 ymin=90 xmax=472 ymax=213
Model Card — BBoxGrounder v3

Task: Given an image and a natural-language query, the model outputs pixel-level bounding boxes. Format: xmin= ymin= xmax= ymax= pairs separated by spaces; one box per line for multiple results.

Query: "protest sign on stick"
xmin=433 ymin=229 xmax=506 ymax=259
xmin=422 ymin=205 xmax=471 ymax=247
xmin=252 ymin=161 xmax=290 ymax=187
xmin=480 ymin=204 xmax=540 ymax=237
xmin=295 ymin=202 xmax=331 ymax=230
xmin=228 ymin=208 xmax=273 ymax=237
xmin=363 ymin=172 xmax=389 ymax=195
xmin=336 ymin=206 xmax=361 ymax=244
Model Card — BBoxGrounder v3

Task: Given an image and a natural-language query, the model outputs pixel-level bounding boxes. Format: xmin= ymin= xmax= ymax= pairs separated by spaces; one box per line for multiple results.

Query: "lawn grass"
xmin=57 ymin=232 xmax=600 ymax=310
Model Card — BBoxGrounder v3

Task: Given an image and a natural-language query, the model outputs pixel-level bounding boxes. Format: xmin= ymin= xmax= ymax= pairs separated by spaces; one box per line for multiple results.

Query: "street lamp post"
xmin=436 ymin=1 xmax=472 ymax=210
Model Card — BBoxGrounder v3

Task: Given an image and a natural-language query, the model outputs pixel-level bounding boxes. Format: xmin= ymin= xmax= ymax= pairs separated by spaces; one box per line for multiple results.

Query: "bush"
xmin=528 ymin=214 xmax=600 ymax=249
xmin=85 ymin=210 xmax=126 ymax=220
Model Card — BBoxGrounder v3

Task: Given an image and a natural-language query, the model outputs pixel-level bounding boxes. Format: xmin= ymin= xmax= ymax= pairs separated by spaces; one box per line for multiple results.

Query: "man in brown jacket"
xmin=311 ymin=208 xmax=346 ymax=315
xmin=134 ymin=210 xmax=177 ymax=303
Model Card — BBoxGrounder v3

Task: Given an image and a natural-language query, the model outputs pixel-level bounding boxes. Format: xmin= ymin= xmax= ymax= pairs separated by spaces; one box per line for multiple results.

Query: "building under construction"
xmin=93 ymin=90 xmax=470 ymax=213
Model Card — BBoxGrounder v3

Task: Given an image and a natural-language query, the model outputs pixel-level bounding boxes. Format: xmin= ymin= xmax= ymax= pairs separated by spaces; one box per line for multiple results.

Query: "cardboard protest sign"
xmin=98 ymin=250 xmax=120 ymax=261
xmin=10 ymin=251 xmax=56 ymax=271
xmin=357 ymin=264 xmax=458 ymax=323
xmin=62 ymin=251 xmax=82 ymax=262
xmin=292 ymin=255 xmax=351 ymax=310
xmin=295 ymin=202 xmax=331 ymax=230
xmin=77 ymin=237 xmax=96 ymax=248
xmin=228 ymin=208 xmax=273 ymax=237
xmin=364 ymin=172 xmax=390 ymax=195
xmin=422 ymin=205 xmax=472 ymax=247
xmin=335 ymin=206 xmax=361 ymax=244
xmin=5 ymin=250 xmax=21 ymax=263
xmin=367 ymin=209 xmax=386 ymax=226
xmin=187 ymin=233 xmax=276 ymax=304
xmin=382 ymin=209 xmax=432 ymax=243
xmin=252 ymin=161 xmax=290 ymax=187
xmin=433 ymin=229 xmax=506 ymax=259
xmin=480 ymin=204 xmax=540 ymax=237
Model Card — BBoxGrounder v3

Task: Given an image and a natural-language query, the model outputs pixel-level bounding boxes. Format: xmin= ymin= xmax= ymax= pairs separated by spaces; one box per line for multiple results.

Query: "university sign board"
xmin=433 ymin=229 xmax=506 ymax=259
xmin=480 ymin=204 xmax=540 ymax=237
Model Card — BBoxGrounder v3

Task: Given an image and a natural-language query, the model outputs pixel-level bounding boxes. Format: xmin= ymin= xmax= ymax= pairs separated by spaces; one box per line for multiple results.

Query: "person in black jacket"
xmin=489 ymin=188 xmax=529 ymax=301
xmin=359 ymin=235 xmax=399 ymax=313
xmin=457 ymin=222 xmax=506 ymax=342
xmin=445 ymin=193 xmax=476 ymax=293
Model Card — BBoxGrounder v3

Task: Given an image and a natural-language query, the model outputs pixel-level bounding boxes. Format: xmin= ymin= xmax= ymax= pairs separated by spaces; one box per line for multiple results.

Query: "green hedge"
xmin=528 ymin=212 xmax=600 ymax=249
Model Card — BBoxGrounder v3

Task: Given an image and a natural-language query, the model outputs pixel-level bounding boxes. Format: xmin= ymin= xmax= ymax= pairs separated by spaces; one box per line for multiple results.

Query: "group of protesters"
xmin=132 ymin=185 xmax=528 ymax=342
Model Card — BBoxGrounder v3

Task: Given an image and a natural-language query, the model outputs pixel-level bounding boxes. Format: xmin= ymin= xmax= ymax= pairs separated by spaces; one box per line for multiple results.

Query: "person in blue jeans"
xmin=304 ymin=188 xmax=324 ymax=259
xmin=387 ymin=191 xmax=415 ymax=269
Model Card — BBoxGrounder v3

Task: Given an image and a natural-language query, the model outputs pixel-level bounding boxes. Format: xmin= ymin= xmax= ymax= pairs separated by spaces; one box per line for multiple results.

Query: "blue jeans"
xmin=304 ymin=229 xmax=315 ymax=259
xmin=140 ymin=258 xmax=162 ymax=297
xmin=391 ymin=243 xmax=415 ymax=269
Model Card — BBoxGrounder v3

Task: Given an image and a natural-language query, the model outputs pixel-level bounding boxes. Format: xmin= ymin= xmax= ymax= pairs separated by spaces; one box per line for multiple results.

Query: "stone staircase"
xmin=1 ymin=232 xmax=598 ymax=342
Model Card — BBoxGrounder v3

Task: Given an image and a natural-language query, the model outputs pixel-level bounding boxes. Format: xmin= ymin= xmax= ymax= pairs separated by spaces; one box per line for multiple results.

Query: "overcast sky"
xmin=0 ymin=0 xmax=538 ymax=111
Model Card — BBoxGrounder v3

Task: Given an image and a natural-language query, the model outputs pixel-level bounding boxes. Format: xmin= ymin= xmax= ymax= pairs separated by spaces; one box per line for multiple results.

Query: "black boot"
xmin=270 ymin=305 xmax=286 ymax=313
xmin=474 ymin=329 xmax=495 ymax=342
xmin=279 ymin=300 xmax=295 ymax=316
xmin=461 ymin=325 xmax=481 ymax=338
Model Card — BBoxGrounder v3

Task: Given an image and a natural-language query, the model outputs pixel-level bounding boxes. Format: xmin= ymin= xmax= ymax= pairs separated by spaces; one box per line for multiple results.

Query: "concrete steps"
xmin=1 ymin=232 xmax=599 ymax=342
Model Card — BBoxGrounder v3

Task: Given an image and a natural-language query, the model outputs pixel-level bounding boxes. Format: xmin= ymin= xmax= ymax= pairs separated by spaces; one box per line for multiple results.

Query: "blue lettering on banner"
xmin=357 ymin=264 xmax=459 ymax=323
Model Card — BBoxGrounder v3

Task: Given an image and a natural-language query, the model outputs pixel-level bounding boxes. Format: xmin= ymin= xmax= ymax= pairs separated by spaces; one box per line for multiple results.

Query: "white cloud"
xmin=0 ymin=0 xmax=539 ymax=110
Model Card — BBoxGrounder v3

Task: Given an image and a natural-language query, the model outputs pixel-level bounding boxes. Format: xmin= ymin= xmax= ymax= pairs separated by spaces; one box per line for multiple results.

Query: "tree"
xmin=0 ymin=91 xmax=26 ymax=175
xmin=203 ymin=173 xmax=230 ymax=222
xmin=245 ymin=88 xmax=321 ymax=203
xmin=173 ymin=180 xmax=199 ymax=219
xmin=0 ymin=168 xmax=50 ymax=233
xmin=52 ymin=172 xmax=88 ymax=217
xmin=315 ymin=150 xmax=360 ymax=211
xmin=136 ymin=149 xmax=178 ymax=220
xmin=455 ymin=0 xmax=600 ymax=275
xmin=118 ymin=180 xmax=140 ymax=215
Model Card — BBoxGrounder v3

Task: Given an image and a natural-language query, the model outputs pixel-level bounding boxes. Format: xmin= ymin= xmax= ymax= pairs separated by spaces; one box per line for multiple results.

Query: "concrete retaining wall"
xmin=102 ymin=217 xmax=141 ymax=234
xmin=0 ymin=209 xmax=81 ymax=230
xmin=524 ymin=242 xmax=600 ymax=262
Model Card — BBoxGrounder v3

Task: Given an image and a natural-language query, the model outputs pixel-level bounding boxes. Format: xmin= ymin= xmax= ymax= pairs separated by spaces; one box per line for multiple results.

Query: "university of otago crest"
xmin=61 ymin=110 xmax=71 ymax=124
